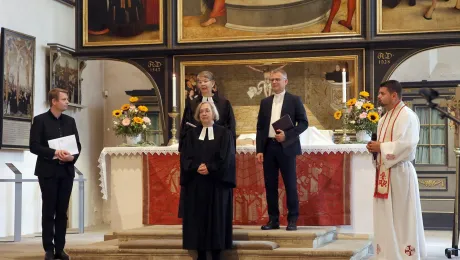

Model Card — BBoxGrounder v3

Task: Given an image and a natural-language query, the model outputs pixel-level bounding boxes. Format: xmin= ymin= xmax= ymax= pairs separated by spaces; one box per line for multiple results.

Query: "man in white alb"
xmin=366 ymin=80 xmax=426 ymax=259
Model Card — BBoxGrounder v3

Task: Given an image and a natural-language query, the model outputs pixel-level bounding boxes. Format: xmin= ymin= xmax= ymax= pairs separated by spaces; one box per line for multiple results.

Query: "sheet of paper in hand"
xmin=48 ymin=134 xmax=79 ymax=159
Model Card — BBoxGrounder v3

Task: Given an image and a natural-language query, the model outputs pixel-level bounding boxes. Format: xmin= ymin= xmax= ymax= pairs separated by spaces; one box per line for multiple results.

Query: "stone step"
xmin=119 ymin=238 xmax=279 ymax=250
xmin=65 ymin=239 xmax=372 ymax=260
xmin=114 ymin=225 xmax=336 ymax=248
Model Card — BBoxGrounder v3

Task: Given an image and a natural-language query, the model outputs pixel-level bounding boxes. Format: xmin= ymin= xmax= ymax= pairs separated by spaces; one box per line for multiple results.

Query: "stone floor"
xmin=0 ymin=226 xmax=454 ymax=259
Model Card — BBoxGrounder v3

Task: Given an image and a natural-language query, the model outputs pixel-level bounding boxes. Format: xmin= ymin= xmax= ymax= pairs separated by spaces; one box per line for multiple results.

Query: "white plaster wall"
xmin=102 ymin=60 xmax=154 ymax=148
xmin=0 ymin=0 xmax=104 ymax=237
xmin=390 ymin=46 xmax=460 ymax=82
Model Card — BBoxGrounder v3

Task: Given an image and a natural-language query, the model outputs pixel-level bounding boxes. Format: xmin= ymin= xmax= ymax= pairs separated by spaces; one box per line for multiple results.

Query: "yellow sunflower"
xmin=346 ymin=98 xmax=357 ymax=107
xmin=367 ymin=111 xmax=379 ymax=123
xmin=138 ymin=105 xmax=148 ymax=112
xmin=359 ymin=91 xmax=370 ymax=98
xmin=112 ymin=109 xmax=122 ymax=117
xmin=129 ymin=97 xmax=139 ymax=103
xmin=121 ymin=104 xmax=130 ymax=111
xmin=362 ymin=103 xmax=374 ymax=111
xmin=334 ymin=110 xmax=342 ymax=120
xmin=133 ymin=117 xmax=144 ymax=124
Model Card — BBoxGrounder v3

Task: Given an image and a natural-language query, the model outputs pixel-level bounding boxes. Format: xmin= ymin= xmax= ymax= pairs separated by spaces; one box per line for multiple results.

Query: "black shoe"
xmin=55 ymin=250 xmax=70 ymax=260
xmin=44 ymin=251 xmax=55 ymax=260
xmin=261 ymin=219 xmax=280 ymax=230
xmin=286 ymin=219 xmax=297 ymax=231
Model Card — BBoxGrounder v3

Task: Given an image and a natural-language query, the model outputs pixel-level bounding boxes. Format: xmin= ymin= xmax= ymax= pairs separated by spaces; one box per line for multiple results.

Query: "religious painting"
xmin=175 ymin=49 xmax=364 ymax=135
xmin=47 ymin=44 xmax=85 ymax=107
xmin=0 ymin=28 xmax=36 ymax=149
xmin=177 ymin=0 xmax=362 ymax=43
xmin=55 ymin=0 xmax=75 ymax=7
xmin=377 ymin=0 xmax=460 ymax=34
xmin=83 ymin=0 xmax=164 ymax=46
xmin=184 ymin=73 xmax=199 ymax=101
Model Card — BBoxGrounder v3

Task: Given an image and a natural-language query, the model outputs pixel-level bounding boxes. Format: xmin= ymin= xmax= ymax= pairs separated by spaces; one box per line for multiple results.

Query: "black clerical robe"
xmin=178 ymin=95 xmax=236 ymax=218
xmin=180 ymin=125 xmax=236 ymax=251
xmin=179 ymin=95 xmax=236 ymax=151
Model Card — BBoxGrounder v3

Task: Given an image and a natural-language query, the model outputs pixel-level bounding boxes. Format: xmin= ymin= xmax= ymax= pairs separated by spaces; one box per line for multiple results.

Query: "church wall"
xmin=390 ymin=46 xmax=460 ymax=82
xmin=0 ymin=0 xmax=105 ymax=237
xmin=102 ymin=60 xmax=154 ymax=148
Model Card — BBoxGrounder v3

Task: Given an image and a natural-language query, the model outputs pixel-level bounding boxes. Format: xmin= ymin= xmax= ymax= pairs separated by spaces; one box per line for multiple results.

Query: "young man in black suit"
xmin=256 ymin=69 xmax=308 ymax=231
xmin=29 ymin=88 xmax=81 ymax=260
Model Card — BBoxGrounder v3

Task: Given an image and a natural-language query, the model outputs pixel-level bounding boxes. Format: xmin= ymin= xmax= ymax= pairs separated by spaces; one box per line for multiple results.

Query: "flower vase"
xmin=356 ymin=130 xmax=371 ymax=143
xmin=125 ymin=134 xmax=142 ymax=145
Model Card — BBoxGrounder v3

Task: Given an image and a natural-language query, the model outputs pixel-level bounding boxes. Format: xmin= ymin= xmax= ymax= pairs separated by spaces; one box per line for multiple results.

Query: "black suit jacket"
xmin=29 ymin=110 xmax=82 ymax=178
xmin=256 ymin=92 xmax=308 ymax=156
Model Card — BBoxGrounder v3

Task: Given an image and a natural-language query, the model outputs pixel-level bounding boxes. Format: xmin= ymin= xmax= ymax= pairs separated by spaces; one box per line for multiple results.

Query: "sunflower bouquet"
xmin=334 ymin=91 xmax=380 ymax=135
xmin=112 ymin=97 xmax=151 ymax=137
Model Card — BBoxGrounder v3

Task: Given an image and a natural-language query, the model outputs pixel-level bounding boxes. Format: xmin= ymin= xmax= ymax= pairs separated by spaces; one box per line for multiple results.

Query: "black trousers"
xmin=263 ymin=139 xmax=299 ymax=220
xmin=38 ymin=172 xmax=74 ymax=252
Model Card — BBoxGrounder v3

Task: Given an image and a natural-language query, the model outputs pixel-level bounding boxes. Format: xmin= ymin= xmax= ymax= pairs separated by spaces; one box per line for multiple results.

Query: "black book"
xmin=272 ymin=115 xmax=298 ymax=148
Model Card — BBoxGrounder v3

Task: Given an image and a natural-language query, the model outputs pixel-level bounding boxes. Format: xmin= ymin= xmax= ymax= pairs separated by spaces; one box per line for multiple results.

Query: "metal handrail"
xmin=0 ymin=163 xmax=86 ymax=242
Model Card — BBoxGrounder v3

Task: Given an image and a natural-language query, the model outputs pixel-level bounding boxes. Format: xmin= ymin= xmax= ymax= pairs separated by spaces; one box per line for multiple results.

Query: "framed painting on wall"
xmin=377 ymin=0 xmax=460 ymax=35
xmin=0 ymin=28 xmax=36 ymax=149
xmin=178 ymin=0 xmax=363 ymax=43
xmin=47 ymin=44 xmax=86 ymax=108
xmin=82 ymin=0 xmax=164 ymax=47
xmin=174 ymin=49 xmax=365 ymax=135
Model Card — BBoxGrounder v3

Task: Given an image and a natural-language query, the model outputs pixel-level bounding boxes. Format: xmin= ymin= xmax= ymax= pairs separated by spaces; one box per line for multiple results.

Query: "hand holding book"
xmin=271 ymin=115 xmax=298 ymax=147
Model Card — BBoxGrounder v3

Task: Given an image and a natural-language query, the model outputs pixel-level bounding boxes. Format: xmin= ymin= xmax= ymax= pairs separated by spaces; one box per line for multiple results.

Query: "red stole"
xmin=374 ymin=101 xmax=406 ymax=199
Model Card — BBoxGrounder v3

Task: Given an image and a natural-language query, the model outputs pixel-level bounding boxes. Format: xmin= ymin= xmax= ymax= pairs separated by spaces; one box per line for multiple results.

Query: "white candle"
xmin=172 ymin=73 xmax=177 ymax=107
xmin=342 ymin=68 xmax=346 ymax=103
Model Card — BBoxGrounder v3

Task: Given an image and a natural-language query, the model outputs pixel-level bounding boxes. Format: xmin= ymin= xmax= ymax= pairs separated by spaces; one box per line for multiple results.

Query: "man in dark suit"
xmin=256 ymin=69 xmax=308 ymax=231
xmin=29 ymin=88 xmax=81 ymax=260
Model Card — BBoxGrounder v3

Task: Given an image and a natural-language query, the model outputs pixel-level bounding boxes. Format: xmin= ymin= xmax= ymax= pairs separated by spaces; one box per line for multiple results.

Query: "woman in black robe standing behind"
xmin=178 ymin=70 xmax=236 ymax=218
xmin=179 ymin=70 xmax=236 ymax=149
xmin=180 ymin=102 xmax=236 ymax=260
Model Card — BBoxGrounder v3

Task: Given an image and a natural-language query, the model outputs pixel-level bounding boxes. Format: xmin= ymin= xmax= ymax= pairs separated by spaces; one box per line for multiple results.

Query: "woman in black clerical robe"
xmin=180 ymin=102 xmax=236 ymax=260
xmin=179 ymin=70 xmax=236 ymax=149
xmin=178 ymin=70 xmax=236 ymax=218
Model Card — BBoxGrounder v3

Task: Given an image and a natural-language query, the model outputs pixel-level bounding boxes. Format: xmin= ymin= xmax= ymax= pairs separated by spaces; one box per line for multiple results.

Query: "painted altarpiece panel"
xmin=178 ymin=0 xmax=362 ymax=43
xmin=82 ymin=0 xmax=164 ymax=47
xmin=175 ymin=50 xmax=365 ymax=135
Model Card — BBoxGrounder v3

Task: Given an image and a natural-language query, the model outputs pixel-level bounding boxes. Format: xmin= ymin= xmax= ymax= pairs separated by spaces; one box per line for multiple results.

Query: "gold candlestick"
xmin=167 ymin=106 xmax=179 ymax=146
xmin=340 ymin=102 xmax=349 ymax=144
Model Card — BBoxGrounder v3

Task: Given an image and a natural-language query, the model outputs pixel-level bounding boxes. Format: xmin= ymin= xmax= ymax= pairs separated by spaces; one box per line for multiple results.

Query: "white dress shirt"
xmin=268 ymin=90 xmax=286 ymax=138
xmin=199 ymin=126 xmax=214 ymax=140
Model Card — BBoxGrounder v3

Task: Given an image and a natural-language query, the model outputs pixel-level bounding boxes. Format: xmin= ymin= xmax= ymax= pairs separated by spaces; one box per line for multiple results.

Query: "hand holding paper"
xmin=55 ymin=150 xmax=70 ymax=160
xmin=48 ymin=135 xmax=79 ymax=160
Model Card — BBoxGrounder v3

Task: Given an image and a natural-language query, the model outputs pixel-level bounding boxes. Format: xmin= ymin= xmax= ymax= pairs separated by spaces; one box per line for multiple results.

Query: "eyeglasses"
xmin=269 ymin=78 xmax=286 ymax=82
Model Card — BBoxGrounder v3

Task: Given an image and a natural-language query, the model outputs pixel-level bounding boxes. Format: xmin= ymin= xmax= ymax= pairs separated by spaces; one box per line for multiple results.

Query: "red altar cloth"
xmin=143 ymin=152 xmax=350 ymax=226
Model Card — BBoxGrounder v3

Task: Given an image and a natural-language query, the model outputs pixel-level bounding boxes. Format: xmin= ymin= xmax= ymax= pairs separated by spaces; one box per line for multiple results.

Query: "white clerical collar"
xmin=202 ymin=96 xmax=214 ymax=103
xmin=273 ymin=90 xmax=286 ymax=101
xmin=199 ymin=126 xmax=214 ymax=140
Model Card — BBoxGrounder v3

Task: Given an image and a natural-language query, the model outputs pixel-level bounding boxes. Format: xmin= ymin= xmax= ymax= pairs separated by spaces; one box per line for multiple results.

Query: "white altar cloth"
xmin=97 ymin=144 xmax=368 ymax=199
xmin=98 ymin=144 xmax=375 ymax=234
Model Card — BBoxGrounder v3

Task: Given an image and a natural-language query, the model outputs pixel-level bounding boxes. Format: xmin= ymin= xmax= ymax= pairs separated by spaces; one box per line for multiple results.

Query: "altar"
xmin=97 ymin=144 xmax=375 ymax=235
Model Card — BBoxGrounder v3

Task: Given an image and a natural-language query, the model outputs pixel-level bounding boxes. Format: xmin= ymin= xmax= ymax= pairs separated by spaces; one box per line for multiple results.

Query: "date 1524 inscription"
xmin=377 ymin=52 xmax=393 ymax=65
xmin=148 ymin=60 xmax=162 ymax=72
